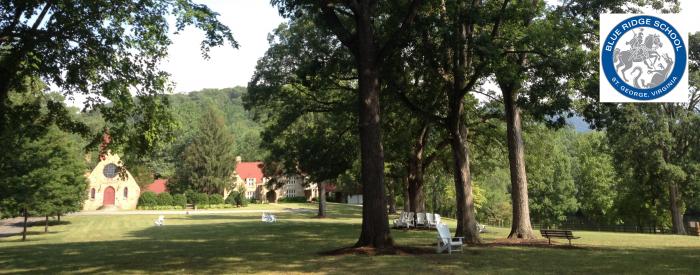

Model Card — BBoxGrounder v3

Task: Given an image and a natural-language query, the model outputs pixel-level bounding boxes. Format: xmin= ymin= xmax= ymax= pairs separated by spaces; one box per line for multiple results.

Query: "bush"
xmin=249 ymin=197 xmax=258 ymax=204
xmin=238 ymin=196 xmax=249 ymax=207
xmin=278 ymin=196 xmax=307 ymax=203
xmin=225 ymin=191 xmax=239 ymax=205
xmin=209 ymin=194 xmax=224 ymax=205
xmin=191 ymin=192 xmax=209 ymax=207
xmin=224 ymin=190 xmax=249 ymax=207
xmin=138 ymin=192 xmax=158 ymax=207
xmin=185 ymin=190 xmax=197 ymax=204
xmin=157 ymin=192 xmax=174 ymax=206
xmin=173 ymin=194 xmax=187 ymax=207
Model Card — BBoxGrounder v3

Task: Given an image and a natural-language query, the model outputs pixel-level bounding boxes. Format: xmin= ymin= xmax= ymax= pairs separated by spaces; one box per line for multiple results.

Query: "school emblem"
xmin=600 ymin=14 xmax=689 ymax=102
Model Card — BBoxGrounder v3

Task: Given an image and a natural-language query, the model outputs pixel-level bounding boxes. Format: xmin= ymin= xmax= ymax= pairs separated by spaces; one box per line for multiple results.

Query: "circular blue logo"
xmin=601 ymin=15 xmax=686 ymax=100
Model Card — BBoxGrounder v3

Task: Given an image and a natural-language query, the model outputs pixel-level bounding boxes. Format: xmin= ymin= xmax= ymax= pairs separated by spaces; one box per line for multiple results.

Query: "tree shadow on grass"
xmin=0 ymin=215 xmax=698 ymax=274
xmin=0 ymin=231 xmax=59 ymax=239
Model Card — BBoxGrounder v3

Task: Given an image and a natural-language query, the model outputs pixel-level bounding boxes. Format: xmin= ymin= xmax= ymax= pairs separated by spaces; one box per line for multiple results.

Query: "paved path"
xmin=0 ymin=208 xmax=314 ymax=237
xmin=71 ymin=208 xmax=314 ymax=216
xmin=0 ymin=217 xmax=44 ymax=237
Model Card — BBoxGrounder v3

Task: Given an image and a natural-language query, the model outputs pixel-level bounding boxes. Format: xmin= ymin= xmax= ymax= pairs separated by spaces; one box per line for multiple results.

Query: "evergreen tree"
xmin=0 ymin=126 xmax=87 ymax=240
xmin=172 ymin=106 xmax=237 ymax=195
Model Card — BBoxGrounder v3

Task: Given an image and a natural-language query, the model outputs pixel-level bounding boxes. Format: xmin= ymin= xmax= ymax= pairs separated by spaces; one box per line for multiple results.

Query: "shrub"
xmin=173 ymin=194 xmax=187 ymax=207
xmin=138 ymin=192 xmax=158 ymax=207
xmin=191 ymin=192 xmax=209 ymax=207
xmin=238 ymin=196 xmax=249 ymax=207
xmin=185 ymin=190 xmax=197 ymax=204
xmin=225 ymin=191 xmax=239 ymax=205
xmin=278 ymin=196 xmax=307 ymax=203
xmin=209 ymin=194 xmax=224 ymax=205
xmin=249 ymin=197 xmax=258 ymax=204
xmin=157 ymin=192 xmax=174 ymax=206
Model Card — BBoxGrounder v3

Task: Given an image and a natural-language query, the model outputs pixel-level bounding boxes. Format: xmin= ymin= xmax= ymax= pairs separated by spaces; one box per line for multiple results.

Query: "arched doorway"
xmin=103 ymin=186 xmax=116 ymax=206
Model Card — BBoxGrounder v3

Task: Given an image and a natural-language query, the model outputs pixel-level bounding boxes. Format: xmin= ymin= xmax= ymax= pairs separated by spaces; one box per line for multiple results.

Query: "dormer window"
xmin=246 ymin=178 xmax=255 ymax=187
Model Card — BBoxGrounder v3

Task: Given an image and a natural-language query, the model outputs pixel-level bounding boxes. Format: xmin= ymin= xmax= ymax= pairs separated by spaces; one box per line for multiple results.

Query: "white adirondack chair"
xmin=407 ymin=212 xmax=415 ymax=226
xmin=434 ymin=214 xmax=442 ymax=226
xmin=436 ymin=223 xmax=464 ymax=254
xmin=154 ymin=215 xmax=164 ymax=226
xmin=426 ymin=213 xmax=436 ymax=228
xmin=476 ymin=223 xmax=487 ymax=233
xmin=393 ymin=212 xmax=411 ymax=228
xmin=416 ymin=213 xmax=427 ymax=227
xmin=262 ymin=212 xmax=276 ymax=223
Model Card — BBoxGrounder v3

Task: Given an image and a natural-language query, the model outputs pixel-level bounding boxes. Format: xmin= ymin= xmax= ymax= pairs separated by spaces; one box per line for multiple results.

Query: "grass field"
xmin=1 ymin=203 xmax=699 ymax=274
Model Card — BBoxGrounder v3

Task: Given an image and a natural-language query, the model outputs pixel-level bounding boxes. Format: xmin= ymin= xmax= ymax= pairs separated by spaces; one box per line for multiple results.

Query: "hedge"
xmin=157 ymin=192 xmax=174 ymax=206
xmin=209 ymin=194 xmax=224 ymax=205
xmin=138 ymin=191 xmax=158 ymax=207
xmin=173 ymin=194 xmax=187 ymax=207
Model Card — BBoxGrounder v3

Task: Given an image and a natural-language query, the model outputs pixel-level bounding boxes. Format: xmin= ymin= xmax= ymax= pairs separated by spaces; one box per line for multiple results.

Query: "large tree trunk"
xmin=44 ymin=215 xmax=49 ymax=233
xmin=57 ymin=213 xmax=61 ymax=223
xmin=403 ymin=177 xmax=410 ymax=212
xmin=408 ymin=125 xmax=429 ymax=214
xmin=353 ymin=4 xmax=392 ymax=248
xmin=388 ymin=183 xmax=397 ymax=214
xmin=669 ymin=182 xmax=687 ymax=234
xmin=21 ymin=209 xmax=28 ymax=241
xmin=503 ymin=87 xmax=536 ymax=239
xmin=318 ymin=183 xmax=326 ymax=217
xmin=448 ymin=100 xmax=480 ymax=244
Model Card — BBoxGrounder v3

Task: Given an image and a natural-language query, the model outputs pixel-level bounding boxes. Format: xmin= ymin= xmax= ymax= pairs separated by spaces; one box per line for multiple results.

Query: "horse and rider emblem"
xmin=613 ymin=28 xmax=674 ymax=89
xmin=600 ymin=14 xmax=688 ymax=102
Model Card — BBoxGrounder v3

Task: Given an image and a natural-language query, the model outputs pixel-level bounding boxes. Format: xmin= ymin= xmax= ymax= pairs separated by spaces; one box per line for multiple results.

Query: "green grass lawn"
xmin=1 ymin=203 xmax=699 ymax=274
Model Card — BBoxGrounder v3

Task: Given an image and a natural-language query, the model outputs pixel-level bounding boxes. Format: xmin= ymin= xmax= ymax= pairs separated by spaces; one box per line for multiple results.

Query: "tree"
xmin=0 ymin=126 xmax=86 ymax=240
xmin=576 ymin=2 xmax=696 ymax=232
xmin=524 ymin=125 xmax=578 ymax=228
xmin=172 ymin=106 xmax=237 ymax=195
xmin=0 ymin=0 xmax=236 ymax=156
xmin=246 ymin=17 xmax=358 ymax=218
xmin=270 ymin=0 xmax=425 ymax=249
xmin=571 ymin=131 xmax=618 ymax=224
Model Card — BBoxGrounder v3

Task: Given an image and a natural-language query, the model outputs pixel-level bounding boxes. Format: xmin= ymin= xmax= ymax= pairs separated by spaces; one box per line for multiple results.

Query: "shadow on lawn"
xmin=1 ymin=212 xmax=698 ymax=274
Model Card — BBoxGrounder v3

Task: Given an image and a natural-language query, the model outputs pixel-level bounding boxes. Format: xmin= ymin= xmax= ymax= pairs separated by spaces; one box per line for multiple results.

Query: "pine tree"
xmin=174 ymin=106 xmax=236 ymax=195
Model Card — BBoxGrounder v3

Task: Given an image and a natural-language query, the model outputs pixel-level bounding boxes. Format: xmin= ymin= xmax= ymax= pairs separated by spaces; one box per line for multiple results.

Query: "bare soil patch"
xmin=484 ymin=238 xmax=587 ymax=249
xmin=320 ymin=245 xmax=435 ymax=256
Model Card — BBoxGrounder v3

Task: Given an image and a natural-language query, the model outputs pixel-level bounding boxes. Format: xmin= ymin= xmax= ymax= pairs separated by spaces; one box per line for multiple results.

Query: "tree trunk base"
xmin=507 ymin=227 xmax=537 ymax=239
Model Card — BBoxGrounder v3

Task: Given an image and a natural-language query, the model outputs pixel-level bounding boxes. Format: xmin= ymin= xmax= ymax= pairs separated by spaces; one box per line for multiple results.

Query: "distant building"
xmin=83 ymin=152 xmax=140 ymax=210
xmin=230 ymin=158 xmax=318 ymax=202
xmin=143 ymin=179 xmax=168 ymax=194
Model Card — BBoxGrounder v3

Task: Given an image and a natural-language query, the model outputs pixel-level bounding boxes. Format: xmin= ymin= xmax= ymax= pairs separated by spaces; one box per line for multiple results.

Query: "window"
xmin=289 ymin=177 xmax=296 ymax=186
xmin=246 ymin=191 xmax=254 ymax=198
xmin=90 ymin=188 xmax=95 ymax=199
xmin=123 ymin=187 xmax=128 ymax=198
xmin=103 ymin=163 xmax=118 ymax=178
xmin=246 ymin=178 xmax=255 ymax=187
xmin=285 ymin=189 xmax=297 ymax=198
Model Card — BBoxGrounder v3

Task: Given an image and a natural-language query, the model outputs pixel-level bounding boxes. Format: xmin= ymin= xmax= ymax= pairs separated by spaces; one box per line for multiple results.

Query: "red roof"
xmin=236 ymin=162 xmax=264 ymax=184
xmin=144 ymin=179 xmax=168 ymax=194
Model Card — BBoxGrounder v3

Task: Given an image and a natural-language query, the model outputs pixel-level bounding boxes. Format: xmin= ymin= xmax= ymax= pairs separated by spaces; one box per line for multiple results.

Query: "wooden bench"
xmin=540 ymin=229 xmax=580 ymax=245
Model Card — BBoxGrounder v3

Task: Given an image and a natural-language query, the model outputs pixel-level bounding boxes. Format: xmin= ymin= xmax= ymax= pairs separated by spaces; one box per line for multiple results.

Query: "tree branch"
xmin=376 ymin=0 xmax=423 ymax=61
xmin=320 ymin=1 xmax=357 ymax=53
xmin=394 ymin=87 xmax=448 ymax=126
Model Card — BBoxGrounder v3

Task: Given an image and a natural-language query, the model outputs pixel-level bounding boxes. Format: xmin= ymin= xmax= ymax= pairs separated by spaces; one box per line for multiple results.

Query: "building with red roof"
xmin=232 ymin=159 xmax=319 ymax=202
xmin=235 ymin=161 xmax=264 ymax=184
xmin=143 ymin=179 xmax=168 ymax=194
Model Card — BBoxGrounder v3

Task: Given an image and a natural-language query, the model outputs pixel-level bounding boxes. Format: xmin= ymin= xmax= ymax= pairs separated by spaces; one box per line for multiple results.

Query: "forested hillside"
xmin=167 ymin=87 xmax=266 ymax=164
